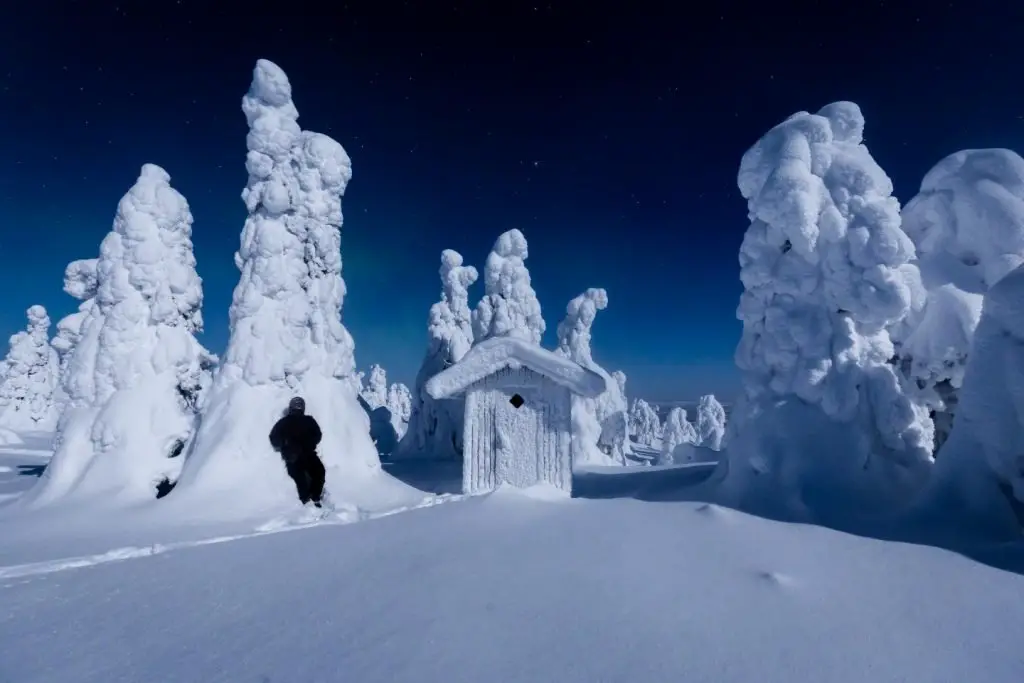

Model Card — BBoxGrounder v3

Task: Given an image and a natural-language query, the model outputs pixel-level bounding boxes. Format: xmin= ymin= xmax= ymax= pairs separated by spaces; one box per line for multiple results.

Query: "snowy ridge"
xmin=426 ymin=336 xmax=607 ymax=400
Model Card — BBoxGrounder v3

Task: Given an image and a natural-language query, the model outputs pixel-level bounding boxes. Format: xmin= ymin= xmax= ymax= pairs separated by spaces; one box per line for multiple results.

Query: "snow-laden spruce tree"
xmin=555 ymin=288 xmax=628 ymax=466
xmin=694 ymin=394 xmax=726 ymax=451
xmin=387 ymin=382 xmax=412 ymax=439
xmin=893 ymin=149 xmax=1024 ymax=454
xmin=174 ymin=60 xmax=403 ymax=513
xmin=394 ymin=249 xmax=478 ymax=460
xmin=0 ymin=306 xmax=60 ymax=432
xmin=716 ymin=102 xmax=933 ymax=519
xmin=597 ymin=370 xmax=631 ymax=462
xmin=924 ymin=263 xmax=1024 ymax=536
xmin=25 ymin=164 xmax=215 ymax=507
xmin=472 ymin=229 xmax=545 ymax=344
xmin=659 ymin=406 xmax=698 ymax=465
xmin=628 ymin=398 xmax=662 ymax=447
xmin=360 ymin=364 xmax=388 ymax=410
xmin=50 ymin=259 xmax=100 ymax=411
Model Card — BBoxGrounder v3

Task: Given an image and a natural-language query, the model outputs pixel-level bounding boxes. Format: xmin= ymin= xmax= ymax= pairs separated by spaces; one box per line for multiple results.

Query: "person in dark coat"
xmin=269 ymin=396 xmax=326 ymax=507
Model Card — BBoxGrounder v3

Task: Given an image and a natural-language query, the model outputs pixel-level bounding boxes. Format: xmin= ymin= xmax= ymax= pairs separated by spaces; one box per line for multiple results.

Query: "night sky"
xmin=2 ymin=1 xmax=1024 ymax=402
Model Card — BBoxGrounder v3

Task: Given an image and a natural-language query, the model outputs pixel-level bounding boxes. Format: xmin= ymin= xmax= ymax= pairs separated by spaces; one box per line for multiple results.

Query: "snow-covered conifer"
xmin=361 ymin=364 xmax=388 ymax=410
xmin=395 ymin=249 xmax=478 ymax=459
xmin=694 ymin=394 xmax=726 ymax=451
xmin=386 ymin=382 xmax=412 ymax=439
xmin=660 ymin=406 xmax=697 ymax=465
xmin=629 ymin=398 xmax=662 ymax=446
xmin=894 ymin=149 xmax=1024 ymax=453
xmin=555 ymin=288 xmax=627 ymax=466
xmin=51 ymin=259 xmax=100 ymax=411
xmin=26 ymin=164 xmax=215 ymax=506
xmin=719 ymin=101 xmax=933 ymax=517
xmin=472 ymin=229 xmax=545 ymax=344
xmin=173 ymin=60 xmax=399 ymax=513
xmin=0 ymin=306 xmax=60 ymax=432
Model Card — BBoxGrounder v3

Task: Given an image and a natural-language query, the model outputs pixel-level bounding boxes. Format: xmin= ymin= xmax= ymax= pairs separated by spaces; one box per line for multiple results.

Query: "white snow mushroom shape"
xmin=472 ymin=229 xmax=546 ymax=345
xmin=26 ymin=164 xmax=215 ymax=507
xmin=173 ymin=60 xmax=385 ymax=512
xmin=895 ymin=149 xmax=1024 ymax=453
xmin=724 ymin=102 xmax=932 ymax=507
xmin=0 ymin=305 xmax=60 ymax=432
xmin=396 ymin=249 xmax=478 ymax=459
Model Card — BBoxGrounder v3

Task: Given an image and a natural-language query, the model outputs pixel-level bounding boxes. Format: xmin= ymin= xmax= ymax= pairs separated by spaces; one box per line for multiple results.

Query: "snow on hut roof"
xmin=425 ymin=336 xmax=607 ymax=400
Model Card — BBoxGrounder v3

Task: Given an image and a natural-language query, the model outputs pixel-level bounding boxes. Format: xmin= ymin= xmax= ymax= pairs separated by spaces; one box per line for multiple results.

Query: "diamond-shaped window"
xmin=509 ymin=393 xmax=525 ymax=409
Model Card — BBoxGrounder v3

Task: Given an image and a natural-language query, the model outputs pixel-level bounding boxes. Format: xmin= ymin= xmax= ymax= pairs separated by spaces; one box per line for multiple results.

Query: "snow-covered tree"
xmin=694 ymin=394 xmax=726 ymax=451
xmin=25 ymin=164 xmax=215 ymax=507
xmin=395 ymin=249 xmax=478 ymax=460
xmin=629 ymin=398 xmax=662 ymax=446
xmin=51 ymin=259 xmax=100 ymax=411
xmin=893 ymin=149 xmax=1024 ymax=454
xmin=0 ymin=306 xmax=60 ymax=432
xmin=173 ymin=60 xmax=387 ymax=513
xmin=718 ymin=101 xmax=932 ymax=518
xmin=386 ymin=382 xmax=412 ymax=439
xmin=360 ymin=364 xmax=388 ymax=410
xmin=472 ymin=229 xmax=545 ymax=344
xmin=660 ymin=406 xmax=697 ymax=465
xmin=555 ymin=288 xmax=628 ymax=466
xmin=929 ymin=263 xmax=1024 ymax=534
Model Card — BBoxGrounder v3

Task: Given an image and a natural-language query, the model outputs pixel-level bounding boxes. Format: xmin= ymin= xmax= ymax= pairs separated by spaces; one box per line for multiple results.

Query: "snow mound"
xmin=23 ymin=164 xmax=214 ymax=508
xmin=721 ymin=101 xmax=932 ymax=519
xmin=472 ymin=229 xmax=546 ymax=344
xmin=0 ymin=427 xmax=23 ymax=446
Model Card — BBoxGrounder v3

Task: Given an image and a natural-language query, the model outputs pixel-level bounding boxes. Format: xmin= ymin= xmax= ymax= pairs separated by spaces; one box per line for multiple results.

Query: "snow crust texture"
xmin=0 ymin=306 xmax=60 ymax=432
xmin=396 ymin=249 xmax=478 ymax=460
xmin=27 ymin=164 xmax=214 ymax=507
xmin=723 ymin=101 xmax=932 ymax=515
xmin=472 ymin=229 xmax=546 ymax=344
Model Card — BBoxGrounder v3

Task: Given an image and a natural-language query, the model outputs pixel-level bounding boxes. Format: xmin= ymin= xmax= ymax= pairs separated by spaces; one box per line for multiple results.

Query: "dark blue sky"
xmin=2 ymin=2 xmax=1023 ymax=401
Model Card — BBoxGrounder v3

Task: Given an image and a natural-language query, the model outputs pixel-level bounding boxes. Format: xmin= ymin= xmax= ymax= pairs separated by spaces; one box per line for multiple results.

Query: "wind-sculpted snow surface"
xmin=472 ymin=229 xmax=546 ymax=344
xmin=25 ymin=164 xmax=215 ymax=507
xmin=720 ymin=102 xmax=932 ymax=518
xmin=396 ymin=249 xmax=478 ymax=460
xmin=895 ymin=149 xmax=1024 ymax=452
xmin=927 ymin=264 xmax=1024 ymax=533
xmin=555 ymin=289 xmax=631 ymax=466
xmin=0 ymin=306 xmax=60 ymax=432
xmin=173 ymin=60 xmax=415 ymax=515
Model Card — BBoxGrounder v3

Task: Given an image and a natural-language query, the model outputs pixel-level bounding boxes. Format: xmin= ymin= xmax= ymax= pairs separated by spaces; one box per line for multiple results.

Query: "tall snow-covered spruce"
xmin=50 ymin=259 xmax=100 ymax=412
xmin=628 ymin=398 xmax=662 ymax=447
xmin=174 ymin=59 xmax=411 ymax=513
xmin=555 ymin=288 xmax=630 ymax=466
xmin=0 ymin=306 xmax=60 ymax=432
xmin=25 ymin=164 xmax=215 ymax=507
xmin=472 ymin=229 xmax=545 ymax=344
xmin=394 ymin=249 xmax=478 ymax=460
xmin=717 ymin=101 xmax=932 ymax=519
xmin=894 ymin=149 xmax=1024 ymax=454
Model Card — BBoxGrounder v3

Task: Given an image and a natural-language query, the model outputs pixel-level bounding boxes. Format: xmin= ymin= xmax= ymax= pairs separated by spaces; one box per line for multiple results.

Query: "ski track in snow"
xmin=0 ymin=492 xmax=466 ymax=581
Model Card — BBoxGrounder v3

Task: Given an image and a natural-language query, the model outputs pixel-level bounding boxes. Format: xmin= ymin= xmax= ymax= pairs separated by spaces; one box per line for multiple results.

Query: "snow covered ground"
xmin=1 ymin=480 xmax=1022 ymax=683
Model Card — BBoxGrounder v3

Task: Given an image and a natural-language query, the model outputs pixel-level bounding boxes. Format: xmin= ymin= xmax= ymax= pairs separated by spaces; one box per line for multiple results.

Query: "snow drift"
xmin=172 ymin=59 xmax=416 ymax=516
xmin=718 ymin=101 xmax=933 ymax=520
xmin=24 ymin=164 xmax=214 ymax=508
xmin=895 ymin=148 xmax=1024 ymax=452
xmin=395 ymin=249 xmax=478 ymax=460
xmin=0 ymin=305 xmax=60 ymax=432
